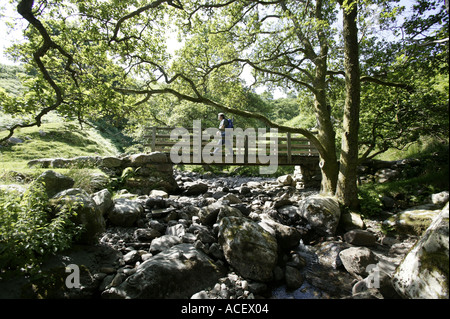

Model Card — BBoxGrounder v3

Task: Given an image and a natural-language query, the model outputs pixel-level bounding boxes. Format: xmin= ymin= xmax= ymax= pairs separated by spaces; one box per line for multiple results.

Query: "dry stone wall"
xmin=27 ymin=152 xmax=178 ymax=195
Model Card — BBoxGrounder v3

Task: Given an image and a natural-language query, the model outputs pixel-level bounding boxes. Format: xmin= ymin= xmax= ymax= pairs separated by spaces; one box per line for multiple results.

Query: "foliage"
xmin=0 ymin=182 xmax=83 ymax=278
xmin=358 ymin=140 xmax=449 ymax=217
xmin=0 ymin=64 xmax=26 ymax=97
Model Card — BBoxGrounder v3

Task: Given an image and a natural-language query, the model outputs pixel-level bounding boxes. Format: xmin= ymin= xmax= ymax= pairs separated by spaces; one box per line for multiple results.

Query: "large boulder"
xmin=51 ymin=188 xmax=105 ymax=244
xmin=92 ymin=189 xmax=113 ymax=216
xmin=339 ymin=247 xmax=378 ymax=280
xmin=392 ymin=203 xmax=449 ymax=299
xmin=149 ymin=235 xmax=182 ymax=254
xmin=100 ymin=156 xmax=123 ymax=169
xmin=383 ymin=204 xmax=442 ymax=236
xmin=218 ymin=216 xmax=278 ymax=282
xmin=313 ymin=241 xmax=351 ymax=269
xmin=102 ymin=244 xmax=226 ymax=299
xmin=128 ymin=152 xmax=168 ymax=165
xmin=277 ymin=174 xmax=295 ymax=187
xmin=343 ymin=229 xmax=377 ymax=247
xmin=183 ymin=182 xmax=208 ymax=196
xmin=298 ymin=195 xmax=341 ymax=236
xmin=107 ymin=198 xmax=143 ymax=227
xmin=258 ymin=213 xmax=302 ymax=250
xmin=198 ymin=202 xmax=226 ymax=226
xmin=35 ymin=170 xmax=74 ymax=198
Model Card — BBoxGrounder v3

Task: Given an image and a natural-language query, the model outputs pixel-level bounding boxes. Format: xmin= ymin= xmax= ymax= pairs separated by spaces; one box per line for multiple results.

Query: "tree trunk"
xmin=314 ymin=76 xmax=338 ymax=196
xmin=336 ymin=0 xmax=361 ymax=209
xmin=312 ymin=1 xmax=339 ymax=196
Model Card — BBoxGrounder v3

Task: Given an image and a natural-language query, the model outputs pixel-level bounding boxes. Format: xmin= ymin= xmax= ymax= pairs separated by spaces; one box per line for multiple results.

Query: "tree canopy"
xmin=0 ymin=0 xmax=448 ymax=208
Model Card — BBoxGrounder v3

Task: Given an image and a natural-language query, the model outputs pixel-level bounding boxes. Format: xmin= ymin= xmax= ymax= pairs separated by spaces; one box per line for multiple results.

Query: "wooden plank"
xmin=151 ymin=127 xmax=156 ymax=152
xmin=287 ymin=132 xmax=292 ymax=164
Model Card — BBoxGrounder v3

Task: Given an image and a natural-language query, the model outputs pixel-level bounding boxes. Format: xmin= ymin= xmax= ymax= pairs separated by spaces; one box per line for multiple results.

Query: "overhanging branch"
xmin=114 ymin=85 xmax=326 ymax=156
xmin=1 ymin=0 xmax=77 ymax=143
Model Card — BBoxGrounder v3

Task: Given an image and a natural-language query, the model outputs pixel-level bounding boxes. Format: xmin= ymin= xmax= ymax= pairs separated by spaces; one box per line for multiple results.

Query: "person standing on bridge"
xmin=213 ymin=113 xmax=233 ymax=156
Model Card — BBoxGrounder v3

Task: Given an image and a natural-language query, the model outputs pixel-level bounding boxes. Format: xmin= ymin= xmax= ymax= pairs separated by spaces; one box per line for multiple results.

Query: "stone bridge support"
xmin=293 ymin=162 xmax=322 ymax=189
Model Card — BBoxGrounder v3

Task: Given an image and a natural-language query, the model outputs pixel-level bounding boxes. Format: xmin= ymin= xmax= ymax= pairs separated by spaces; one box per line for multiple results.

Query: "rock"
xmin=339 ymin=211 xmax=365 ymax=231
xmin=102 ymin=244 xmax=226 ymax=298
xmin=148 ymin=220 xmax=166 ymax=233
xmin=149 ymin=235 xmax=182 ymax=254
xmin=71 ymin=156 xmax=100 ymax=168
xmin=350 ymin=288 xmax=384 ymax=299
xmin=314 ymin=241 xmax=351 ymax=269
xmin=166 ymin=224 xmax=186 ymax=238
xmin=216 ymin=205 xmax=244 ymax=221
xmin=128 ymin=152 xmax=168 ymax=164
xmin=35 ymin=170 xmax=75 ymax=198
xmin=246 ymin=181 xmax=261 ymax=188
xmin=287 ymin=253 xmax=306 ymax=270
xmin=277 ymin=205 xmax=301 ymax=219
xmin=344 ymin=229 xmax=377 ymax=247
xmin=375 ymin=168 xmax=399 ymax=183
xmin=432 ymin=191 xmax=449 ymax=206
xmin=27 ymin=158 xmax=51 ymax=168
xmin=339 ymin=247 xmax=378 ymax=280
xmin=123 ymin=250 xmax=141 ymax=265
xmin=218 ymin=216 xmax=278 ymax=282
xmin=305 ymin=264 xmax=354 ymax=297
xmin=277 ymin=175 xmax=295 ymax=187
xmin=50 ymin=158 xmax=71 ymax=168
xmin=219 ymin=193 xmax=242 ymax=204
xmin=87 ymin=172 xmax=110 ymax=192
xmin=207 ymin=242 xmax=224 ymax=260
xmin=183 ymin=181 xmax=209 ymax=196
xmin=383 ymin=205 xmax=442 ymax=236
xmin=101 ymin=156 xmax=123 ymax=168
xmin=298 ymin=195 xmax=341 ymax=236
xmin=285 ymin=266 xmax=304 ymax=290
xmin=239 ymin=186 xmax=251 ymax=195
xmin=52 ymin=188 xmax=105 ymax=244
xmin=150 ymin=189 xmax=169 ymax=198
xmin=191 ymin=290 xmax=209 ymax=299
xmin=145 ymin=196 xmax=167 ymax=209
xmin=0 ymin=184 xmax=26 ymax=195
xmin=7 ymin=136 xmax=23 ymax=144
xmin=108 ymin=198 xmax=143 ymax=227
xmin=134 ymin=228 xmax=161 ymax=242
xmin=258 ymin=213 xmax=302 ymax=250
xmin=198 ymin=202 xmax=225 ymax=226
xmin=353 ymin=263 xmax=401 ymax=299
xmin=92 ymin=189 xmax=113 ymax=216
xmin=188 ymin=223 xmax=216 ymax=244
xmin=381 ymin=196 xmax=396 ymax=210
xmin=392 ymin=203 xmax=449 ymax=299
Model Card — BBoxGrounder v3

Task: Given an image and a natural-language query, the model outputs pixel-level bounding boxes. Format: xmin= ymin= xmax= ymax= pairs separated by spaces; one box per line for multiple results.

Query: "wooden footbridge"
xmin=145 ymin=126 xmax=320 ymax=166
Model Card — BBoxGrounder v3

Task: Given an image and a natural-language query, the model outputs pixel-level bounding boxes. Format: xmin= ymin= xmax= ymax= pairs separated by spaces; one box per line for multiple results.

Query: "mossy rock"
xmin=392 ymin=204 xmax=449 ymax=299
xmin=383 ymin=204 xmax=441 ymax=236
xmin=218 ymin=216 xmax=278 ymax=282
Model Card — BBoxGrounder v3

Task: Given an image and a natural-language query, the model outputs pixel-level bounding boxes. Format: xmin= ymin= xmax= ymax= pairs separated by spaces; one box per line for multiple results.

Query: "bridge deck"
xmin=145 ymin=126 xmax=320 ymax=166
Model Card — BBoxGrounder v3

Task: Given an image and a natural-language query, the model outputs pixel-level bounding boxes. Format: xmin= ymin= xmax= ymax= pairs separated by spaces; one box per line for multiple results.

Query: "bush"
xmin=0 ymin=183 xmax=83 ymax=278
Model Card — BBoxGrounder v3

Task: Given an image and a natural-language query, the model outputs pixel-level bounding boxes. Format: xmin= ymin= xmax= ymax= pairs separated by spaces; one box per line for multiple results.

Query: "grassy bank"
xmin=0 ymin=120 xmax=123 ymax=186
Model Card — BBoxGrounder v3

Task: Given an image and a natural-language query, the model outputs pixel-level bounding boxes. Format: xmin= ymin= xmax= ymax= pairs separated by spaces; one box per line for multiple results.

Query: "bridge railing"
xmin=144 ymin=126 xmax=319 ymax=164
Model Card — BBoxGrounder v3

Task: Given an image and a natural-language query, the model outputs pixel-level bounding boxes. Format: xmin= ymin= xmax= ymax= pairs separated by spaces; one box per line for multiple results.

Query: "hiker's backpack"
xmin=225 ymin=118 xmax=234 ymax=128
